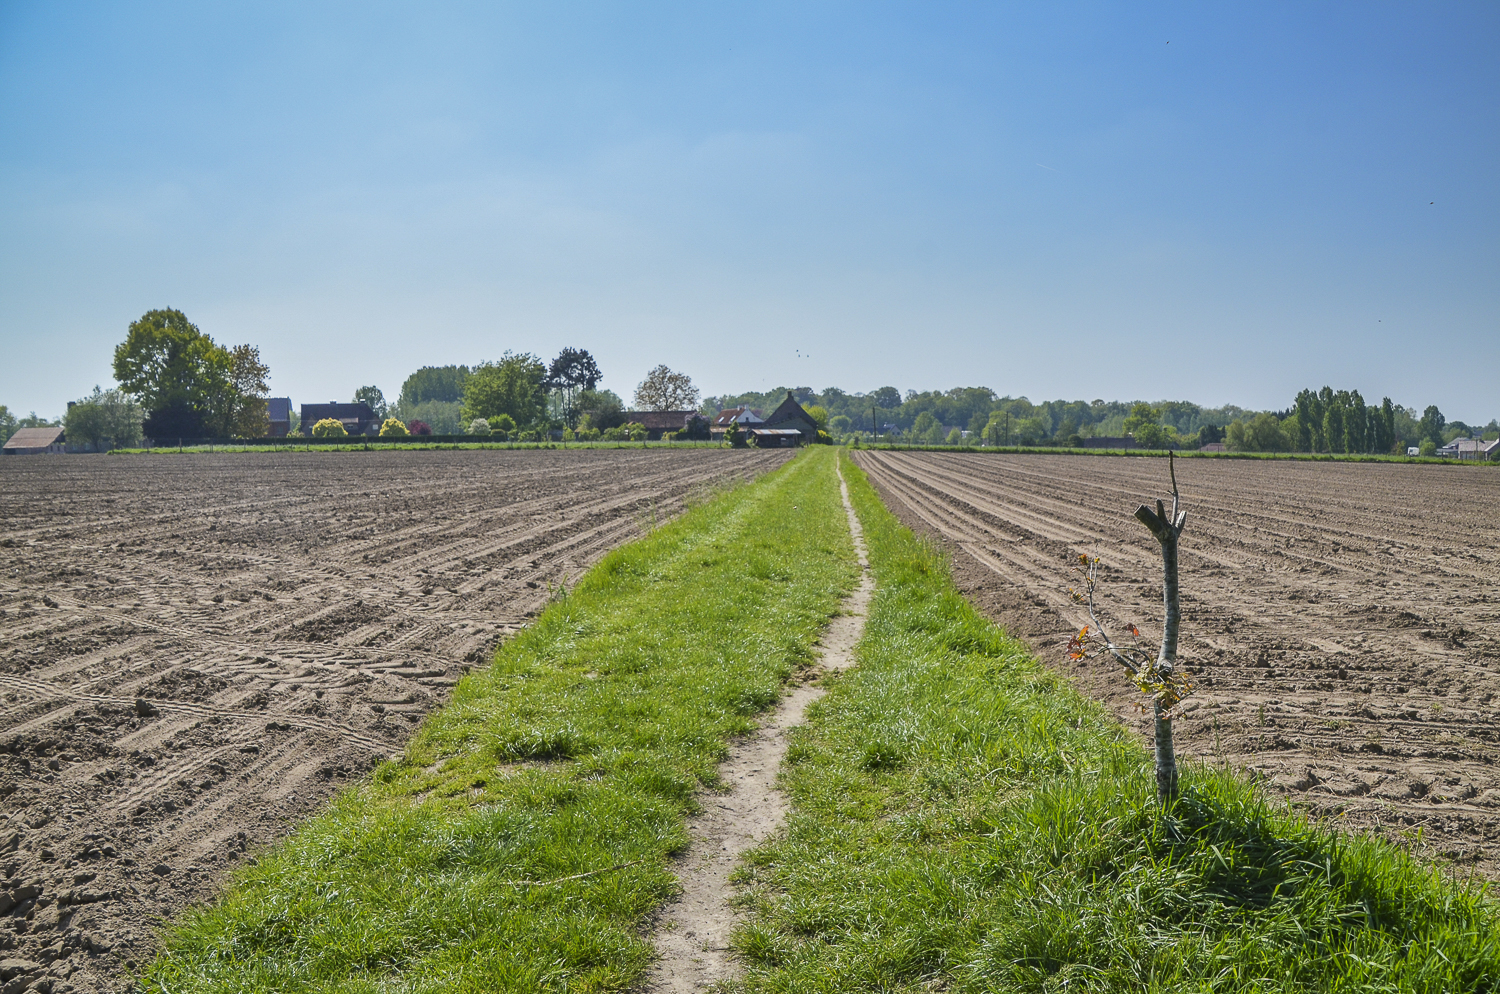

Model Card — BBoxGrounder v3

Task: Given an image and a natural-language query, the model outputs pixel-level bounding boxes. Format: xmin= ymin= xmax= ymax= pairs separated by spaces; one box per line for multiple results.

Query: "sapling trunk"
xmin=1133 ymin=454 xmax=1186 ymax=803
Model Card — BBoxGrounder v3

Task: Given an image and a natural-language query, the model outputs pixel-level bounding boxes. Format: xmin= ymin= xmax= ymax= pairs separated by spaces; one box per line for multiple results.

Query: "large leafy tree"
xmin=462 ymin=353 xmax=547 ymax=427
xmin=1378 ymin=397 xmax=1397 ymax=453
xmin=353 ymin=385 xmax=388 ymax=420
xmin=1293 ymin=389 xmax=1317 ymax=451
xmin=397 ymin=366 xmax=470 ymax=408
xmin=1419 ymin=405 xmax=1445 ymax=447
xmin=1122 ymin=402 xmax=1162 ymax=443
xmin=543 ymin=348 xmax=602 ymax=426
xmin=64 ymin=386 xmax=144 ymax=450
xmin=112 ymin=309 xmax=269 ymax=437
xmin=633 ymin=365 xmax=699 ymax=411
xmin=113 ymin=309 xmax=229 ymax=437
xmin=1345 ymin=389 xmax=1367 ymax=454
xmin=227 ymin=345 xmax=271 ymax=437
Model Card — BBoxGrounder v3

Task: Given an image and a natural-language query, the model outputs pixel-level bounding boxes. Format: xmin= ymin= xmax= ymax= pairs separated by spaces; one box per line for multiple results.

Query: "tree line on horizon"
xmin=4 ymin=306 xmax=1494 ymax=453
xmin=703 ymin=385 xmax=1497 ymax=454
xmin=1 ymin=307 xmax=713 ymax=446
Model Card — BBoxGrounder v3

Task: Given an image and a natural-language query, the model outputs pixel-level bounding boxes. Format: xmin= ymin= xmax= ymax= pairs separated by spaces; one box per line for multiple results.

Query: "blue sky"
xmin=2 ymin=2 xmax=1496 ymax=422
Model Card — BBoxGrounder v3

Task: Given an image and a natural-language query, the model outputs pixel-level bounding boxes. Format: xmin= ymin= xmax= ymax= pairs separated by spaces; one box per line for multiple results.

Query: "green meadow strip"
xmin=142 ymin=446 xmax=856 ymax=993
xmin=729 ymin=449 xmax=1500 ymax=993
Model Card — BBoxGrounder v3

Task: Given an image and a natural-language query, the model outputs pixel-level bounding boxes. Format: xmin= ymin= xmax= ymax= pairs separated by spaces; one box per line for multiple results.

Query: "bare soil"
xmin=646 ymin=463 xmax=873 ymax=992
xmin=0 ymin=448 xmax=789 ymax=992
xmin=854 ymin=450 xmax=1500 ymax=880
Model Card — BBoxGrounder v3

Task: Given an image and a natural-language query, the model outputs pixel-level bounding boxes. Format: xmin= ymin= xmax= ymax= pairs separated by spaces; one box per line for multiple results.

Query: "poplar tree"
xmin=1346 ymin=390 xmax=1367 ymax=454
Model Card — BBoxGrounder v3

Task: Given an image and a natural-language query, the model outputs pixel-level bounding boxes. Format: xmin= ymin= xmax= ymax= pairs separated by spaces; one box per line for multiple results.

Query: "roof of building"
xmin=713 ymin=407 xmax=765 ymax=426
xmin=267 ymin=397 xmax=292 ymax=421
xmin=3 ymin=427 xmax=65 ymax=450
xmin=301 ymin=402 xmax=376 ymax=420
xmin=1199 ymin=442 xmax=1228 ymax=452
xmin=749 ymin=428 xmax=803 ymax=435
xmin=621 ymin=410 xmax=699 ymax=431
xmin=761 ymin=393 xmax=818 ymax=433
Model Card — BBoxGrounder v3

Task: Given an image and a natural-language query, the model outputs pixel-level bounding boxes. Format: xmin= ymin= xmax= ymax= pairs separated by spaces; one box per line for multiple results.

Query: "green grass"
xmin=727 ymin=449 xmax=1500 ymax=993
xmin=140 ymin=446 xmax=858 ymax=993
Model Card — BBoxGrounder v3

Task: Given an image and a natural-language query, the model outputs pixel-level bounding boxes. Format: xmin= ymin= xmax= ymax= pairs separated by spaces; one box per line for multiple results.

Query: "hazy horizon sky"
xmin=2 ymin=2 xmax=1496 ymax=423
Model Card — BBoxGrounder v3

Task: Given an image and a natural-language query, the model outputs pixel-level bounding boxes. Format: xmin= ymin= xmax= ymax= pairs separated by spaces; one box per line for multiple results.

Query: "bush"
xmin=1419 ymin=439 xmax=1436 ymax=457
xmin=491 ymin=413 xmax=516 ymax=433
xmin=603 ymin=426 xmax=627 ymax=441
xmin=516 ymin=429 xmax=540 ymax=442
xmin=492 ymin=428 xmax=509 ymax=441
xmin=311 ymin=418 xmax=348 ymax=438
xmin=577 ymin=427 xmax=601 ymax=442
xmin=468 ymin=418 xmax=491 ymax=435
xmin=625 ymin=422 xmax=647 ymax=442
xmin=680 ymin=412 xmax=711 ymax=441
xmin=407 ymin=420 xmax=432 ymax=436
xmin=378 ymin=418 xmax=409 ymax=437
xmin=661 ymin=431 xmax=678 ymax=442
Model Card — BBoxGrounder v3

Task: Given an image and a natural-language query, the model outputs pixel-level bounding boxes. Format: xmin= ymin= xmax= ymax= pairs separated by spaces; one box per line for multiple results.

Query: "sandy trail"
xmin=646 ymin=462 xmax=873 ymax=992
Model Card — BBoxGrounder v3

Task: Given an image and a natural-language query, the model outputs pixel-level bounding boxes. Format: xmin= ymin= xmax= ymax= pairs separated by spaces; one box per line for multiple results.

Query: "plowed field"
xmin=854 ymin=450 xmax=1500 ymax=878
xmin=0 ymin=448 xmax=788 ymax=991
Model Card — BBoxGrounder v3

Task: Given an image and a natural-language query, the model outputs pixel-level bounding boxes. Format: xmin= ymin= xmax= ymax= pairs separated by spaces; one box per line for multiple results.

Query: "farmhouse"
xmin=619 ymin=410 xmax=701 ymax=440
xmin=299 ymin=401 xmax=380 ymax=436
xmin=2 ymin=427 xmax=65 ymax=455
xmin=759 ymin=392 xmax=820 ymax=442
xmin=1438 ymin=437 xmax=1500 ymax=461
xmin=267 ymin=397 xmax=293 ymax=437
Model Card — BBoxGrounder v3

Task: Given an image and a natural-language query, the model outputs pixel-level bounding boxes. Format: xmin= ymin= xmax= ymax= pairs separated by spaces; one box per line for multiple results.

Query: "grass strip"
xmin=729 ymin=449 xmax=1500 ymax=993
xmin=141 ymin=445 xmax=857 ymax=993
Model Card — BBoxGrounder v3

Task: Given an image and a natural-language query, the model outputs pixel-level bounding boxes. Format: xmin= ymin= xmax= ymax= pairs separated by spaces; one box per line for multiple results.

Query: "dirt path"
xmin=646 ymin=462 xmax=873 ymax=992
xmin=0 ymin=448 xmax=790 ymax=993
xmin=853 ymin=449 xmax=1500 ymax=879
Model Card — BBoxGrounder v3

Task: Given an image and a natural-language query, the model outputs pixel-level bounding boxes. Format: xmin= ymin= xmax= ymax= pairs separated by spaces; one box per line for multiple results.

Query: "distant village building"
xmin=619 ymin=410 xmax=701 ymax=440
xmin=2 ymin=427 xmax=66 ymax=455
xmin=713 ymin=407 xmax=764 ymax=427
xmin=759 ymin=392 xmax=820 ymax=443
xmin=1198 ymin=442 xmax=1228 ymax=452
xmin=267 ymin=397 xmax=293 ymax=437
xmin=1438 ymin=437 xmax=1500 ymax=461
xmin=298 ymin=401 xmax=380 ymax=436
